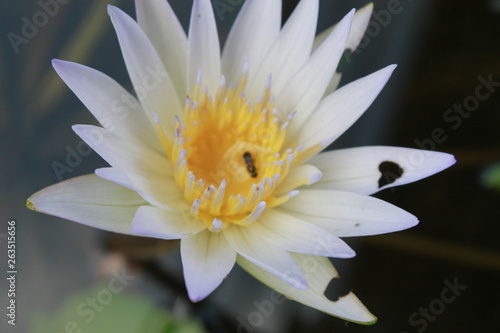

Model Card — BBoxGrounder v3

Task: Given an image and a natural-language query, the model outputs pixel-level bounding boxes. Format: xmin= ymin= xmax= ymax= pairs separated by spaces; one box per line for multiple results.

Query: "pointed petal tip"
xmin=26 ymin=198 xmax=36 ymax=211
xmin=359 ymin=316 xmax=378 ymax=326
xmin=387 ymin=203 xmax=420 ymax=232
xmin=327 ymin=248 xmax=357 ymax=259
xmin=384 ymin=63 xmax=398 ymax=75
xmin=187 ymin=291 xmax=206 ymax=303
xmin=107 ymin=4 xmax=126 ymax=21
xmin=344 ymin=9 xmax=355 ymax=27
xmin=51 ymin=58 xmax=64 ymax=67
xmin=107 ymin=4 xmax=117 ymax=13
xmin=421 ymin=150 xmax=456 ymax=175
xmin=403 ymin=212 xmax=419 ymax=230
xmin=71 ymin=124 xmax=87 ymax=136
xmin=356 ymin=2 xmax=374 ymax=18
xmin=368 ymin=64 xmax=398 ymax=86
xmin=25 ymin=188 xmax=51 ymax=214
xmin=443 ymin=152 xmax=457 ymax=168
xmin=336 ymin=8 xmax=355 ymax=26
xmin=410 ymin=216 xmax=420 ymax=228
xmin=338 ymin=247 xmax=356 ymax=259
xmin=52 ymin=59 xmax=75 ymax=74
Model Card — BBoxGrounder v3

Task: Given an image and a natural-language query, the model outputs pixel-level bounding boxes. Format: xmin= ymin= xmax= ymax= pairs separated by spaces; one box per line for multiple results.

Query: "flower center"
xmin=165 ymin=73 xmax=302 ymax=231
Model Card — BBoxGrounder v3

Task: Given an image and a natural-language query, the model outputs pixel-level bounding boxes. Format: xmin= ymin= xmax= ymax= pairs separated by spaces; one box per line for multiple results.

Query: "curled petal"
xmin=238 ymin=253 xmax=376 ymax=324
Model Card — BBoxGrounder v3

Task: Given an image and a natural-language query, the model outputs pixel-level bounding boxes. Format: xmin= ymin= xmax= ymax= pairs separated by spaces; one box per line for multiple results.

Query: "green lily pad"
xmin=29 ymin=286 xmax=206 ymax=333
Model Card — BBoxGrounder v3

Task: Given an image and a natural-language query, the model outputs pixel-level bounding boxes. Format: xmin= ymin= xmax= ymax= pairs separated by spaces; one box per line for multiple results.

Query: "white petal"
xmin=274 ymin=164 xmax=322 ymax=195
xmin=221 ymin=0 xmax=281 ymax=85
xmin=108 ymin=5 xmax=183 ymax=140
xmin=94 ymin=167 xmax=180 ymax=209
xmin=135 ymin=0 xmax=187 ymax=94
xmin=73 ymin=125 xmax=183 ymax=207
xmin=224 ymin=225 xmax=308 ymax=290
xmin=322 ymin=72 xmax=343 ymax=98
xmin=277 ymin=10 xmax=353 ymax=137
xmin=95 ymin=167 xmax=131 ymax=190
xmin=52 ymin=60 xmax=160 ymax=152
xmin=312 ymin=4 xmax=374 ymax=96
xmin=345 ymin=3 xmax=373 ymax=52
xmin=279 ymin=189 xmax=418 ymax=237
xmin=295 ymin=65 xmax=397 ymax=151
xmin=309 ymin=146 xmax=456 ymax=194
xmin=249 ymin=209 xmax=355 ymax=258
xmin=181 ymin=230 xmax=236 ymax=302
xmin=312 ymin=4 xmax=373 ymax=53
xmin=93 ymin=166 xmax=173 ymax=204
xmin=187 ymin=0 xmax=221 ymax=95
xmin=238 ymin=253 xmax=376 ymax=324
xmin=27 ymin=174 xmax=145 ymax=234
xmin=72 ymin=125 xmax=171 ymax=177
xmin=247 ymin=0 xmax=319 ymax=102
xmin=131 ymin=205 xmax=205 ymax=239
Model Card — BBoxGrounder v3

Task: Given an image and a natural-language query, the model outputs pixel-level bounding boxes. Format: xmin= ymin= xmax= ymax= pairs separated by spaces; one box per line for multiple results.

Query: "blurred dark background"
xmin=1 ymin=0 xmax=499 ymax=332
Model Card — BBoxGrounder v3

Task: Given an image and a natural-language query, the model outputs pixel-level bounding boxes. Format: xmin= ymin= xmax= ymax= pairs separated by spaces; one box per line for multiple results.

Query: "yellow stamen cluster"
xmin=163 ymin=72 xmax=303 ymax=231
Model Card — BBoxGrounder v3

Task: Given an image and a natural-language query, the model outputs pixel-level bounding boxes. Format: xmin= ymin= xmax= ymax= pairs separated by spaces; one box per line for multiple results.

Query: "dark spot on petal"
xmin=354 ymin=223 xmax=360 ymax=228
xmin=324 ymin=277 xmax=351 ymax=302
xmin=378 ymin=161 xmax=404 ymax=188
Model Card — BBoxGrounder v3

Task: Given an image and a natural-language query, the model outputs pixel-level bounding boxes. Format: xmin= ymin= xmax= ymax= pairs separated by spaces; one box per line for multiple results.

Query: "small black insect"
xmin=243 ymin=151 xmax=258 ymax=178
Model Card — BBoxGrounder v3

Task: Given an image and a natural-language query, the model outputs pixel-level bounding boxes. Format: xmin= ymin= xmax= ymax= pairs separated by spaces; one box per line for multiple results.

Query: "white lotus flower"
xmin=27 ymin=0 xmax=455 ymax=324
